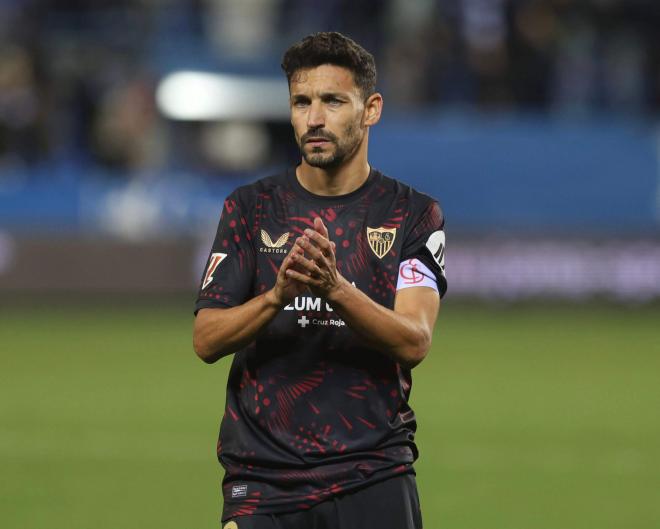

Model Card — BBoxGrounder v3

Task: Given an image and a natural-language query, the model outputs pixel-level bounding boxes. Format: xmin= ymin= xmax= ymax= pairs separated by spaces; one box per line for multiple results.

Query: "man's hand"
xmin=286 ymin=217 xmax=348 ymax=300
xmin=267 ymin=242 xmax=309 ymax=307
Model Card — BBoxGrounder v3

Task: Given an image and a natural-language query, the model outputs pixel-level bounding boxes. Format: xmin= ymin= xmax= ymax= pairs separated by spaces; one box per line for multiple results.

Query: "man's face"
xmin=289 ymin=64 xmax=367 ymax=169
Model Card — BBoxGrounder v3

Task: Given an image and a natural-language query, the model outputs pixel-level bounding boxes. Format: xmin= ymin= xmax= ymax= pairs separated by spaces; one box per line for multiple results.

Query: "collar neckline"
xmin=288 ymin=165 xmax=376 ymax=203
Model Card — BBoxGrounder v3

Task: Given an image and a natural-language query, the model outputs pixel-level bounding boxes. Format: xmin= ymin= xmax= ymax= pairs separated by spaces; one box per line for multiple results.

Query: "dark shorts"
xmin=221 ymin=474 xmax=423 ymax=529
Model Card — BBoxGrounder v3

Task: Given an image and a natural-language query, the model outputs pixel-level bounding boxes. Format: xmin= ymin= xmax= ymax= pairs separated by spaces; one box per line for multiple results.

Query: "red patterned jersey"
xmin=195 ymin=167 xmax=446 ymax=520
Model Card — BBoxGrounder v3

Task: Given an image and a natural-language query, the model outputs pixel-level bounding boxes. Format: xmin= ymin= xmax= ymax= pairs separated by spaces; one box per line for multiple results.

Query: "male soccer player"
xmin=193 ymin=32 xmax=447 ymax=529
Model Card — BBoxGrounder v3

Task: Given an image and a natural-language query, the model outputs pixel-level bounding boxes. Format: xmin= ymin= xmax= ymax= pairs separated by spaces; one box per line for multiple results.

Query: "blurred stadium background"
xmin=1 ymin=1 xmax=659 ymax=528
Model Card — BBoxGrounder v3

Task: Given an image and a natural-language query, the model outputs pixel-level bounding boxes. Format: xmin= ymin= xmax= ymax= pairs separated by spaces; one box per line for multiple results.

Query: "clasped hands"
xmin=272 ymin=217 xmax=348 ymax=306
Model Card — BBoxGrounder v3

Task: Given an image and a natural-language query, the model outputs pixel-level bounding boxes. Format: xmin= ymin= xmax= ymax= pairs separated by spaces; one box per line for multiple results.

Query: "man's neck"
xmin=296 ymin=155 xmax=371 ymax=197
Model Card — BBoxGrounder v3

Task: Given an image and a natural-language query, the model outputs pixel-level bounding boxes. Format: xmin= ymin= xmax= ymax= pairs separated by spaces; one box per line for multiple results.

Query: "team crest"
xmin=366 ymin=227 xmax=397 ymax=259
xmin=202 ymin=252 xmax=227 ymax=289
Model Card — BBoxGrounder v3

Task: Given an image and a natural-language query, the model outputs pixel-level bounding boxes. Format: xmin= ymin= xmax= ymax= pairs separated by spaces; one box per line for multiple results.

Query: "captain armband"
xmin=396 ymin=259 xmax=438 ymax=292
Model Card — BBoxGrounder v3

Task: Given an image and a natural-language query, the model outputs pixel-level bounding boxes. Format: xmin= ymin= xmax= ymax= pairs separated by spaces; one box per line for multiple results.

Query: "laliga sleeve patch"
xmin=202 ymin=252 xmax=227 ymax=290
xmin=396 ymin=259 xmax=438 ymax=292
xmin=425 ymin=230 xmax=445 ymax=271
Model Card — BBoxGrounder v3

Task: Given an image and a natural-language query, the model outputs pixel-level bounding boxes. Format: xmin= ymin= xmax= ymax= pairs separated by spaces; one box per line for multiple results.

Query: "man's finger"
xmin=286 ymin=268 xmax=321 ymax=286
xmin=298 ymin=237 xmax=333 ymax=272
xmin=280 ymin=245 xmax=305 ymax=277
xmin=314 ymin=216 xmax=329 ymax=239
xmin=291 ymin=248 xmax=324 ymax=275
xmin=296 ymin=236 xmax=324 ymax=260
xmin=281 ymin=244 xmax=300 ymax=267
xmin=303 ymin=229 xmax=333 ymax=256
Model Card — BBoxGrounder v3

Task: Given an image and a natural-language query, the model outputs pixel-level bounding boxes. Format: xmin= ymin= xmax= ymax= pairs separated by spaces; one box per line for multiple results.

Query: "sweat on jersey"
xmin=195 ymin=167 xmax=446 ymax=520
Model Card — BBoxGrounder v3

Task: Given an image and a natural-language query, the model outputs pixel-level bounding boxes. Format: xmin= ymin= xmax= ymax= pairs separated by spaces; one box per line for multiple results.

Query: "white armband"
xmin=396 ymin=258 xmax=438 ymax=292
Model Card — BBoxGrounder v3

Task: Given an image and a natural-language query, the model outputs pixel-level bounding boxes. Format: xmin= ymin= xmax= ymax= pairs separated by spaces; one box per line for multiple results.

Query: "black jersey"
xmin=195 ymin=167 xmax=446 ymax=520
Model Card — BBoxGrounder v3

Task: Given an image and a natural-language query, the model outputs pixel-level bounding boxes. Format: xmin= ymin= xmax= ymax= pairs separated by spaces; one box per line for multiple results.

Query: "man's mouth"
xmin=305 ymin=137 xmax=331 ymax=146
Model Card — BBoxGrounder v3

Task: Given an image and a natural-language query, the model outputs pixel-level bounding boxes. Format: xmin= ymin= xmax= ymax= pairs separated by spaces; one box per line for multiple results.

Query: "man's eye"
xmin=293 ymin=100 xmax=309 ymax=107
xmin=327 ymin=99 xmax=342 ymax=106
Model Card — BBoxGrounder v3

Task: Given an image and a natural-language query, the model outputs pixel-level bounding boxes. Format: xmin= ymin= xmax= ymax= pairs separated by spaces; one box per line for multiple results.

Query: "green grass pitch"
xmin=1 ymin=300 xmax=659 ymax=529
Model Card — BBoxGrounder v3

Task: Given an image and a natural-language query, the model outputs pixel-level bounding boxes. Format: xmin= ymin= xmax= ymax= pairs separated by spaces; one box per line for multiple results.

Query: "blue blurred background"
xmin=1 ymin=0 xmax=659 ymax=298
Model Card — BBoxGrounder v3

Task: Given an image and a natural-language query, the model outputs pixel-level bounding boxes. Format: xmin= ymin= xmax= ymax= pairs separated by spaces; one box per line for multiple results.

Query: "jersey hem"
xmin=220 ymin=463 xmax=416 ymax=522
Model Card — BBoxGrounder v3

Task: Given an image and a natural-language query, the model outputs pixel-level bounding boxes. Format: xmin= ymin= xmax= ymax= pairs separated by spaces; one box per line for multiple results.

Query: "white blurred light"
xmin=201 ymin=122 xmax=270 ymax=170
xmin=156 ymin=71 xmax=290 ymax=121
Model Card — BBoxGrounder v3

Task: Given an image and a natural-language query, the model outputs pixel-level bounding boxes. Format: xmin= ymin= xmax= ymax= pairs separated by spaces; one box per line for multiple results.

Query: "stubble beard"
xmin=299 ymin=122 xmax=362 ymax=169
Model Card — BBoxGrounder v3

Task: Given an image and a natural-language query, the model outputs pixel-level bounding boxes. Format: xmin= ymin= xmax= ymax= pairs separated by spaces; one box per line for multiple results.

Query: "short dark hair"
xmin=281 ymin=32 xmax=377 ymax=99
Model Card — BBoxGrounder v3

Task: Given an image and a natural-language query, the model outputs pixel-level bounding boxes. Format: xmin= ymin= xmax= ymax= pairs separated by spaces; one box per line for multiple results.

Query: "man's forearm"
xmin=327 ymin=279 xmax=437 ymax=369
xmin=193 ymin=290 xmax=282 ymax=363
xmin=194 ymin=243 xmax=309 ymax=363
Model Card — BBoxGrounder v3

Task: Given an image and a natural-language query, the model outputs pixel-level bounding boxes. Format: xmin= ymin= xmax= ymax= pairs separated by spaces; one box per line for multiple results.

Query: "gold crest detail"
xmin=223 ymin=522 xmax=239 ymax=529
xmin=366 ymin=227 xmax=397 ymax=259
xmin=261 ymin=229 xmax=289 ymax=248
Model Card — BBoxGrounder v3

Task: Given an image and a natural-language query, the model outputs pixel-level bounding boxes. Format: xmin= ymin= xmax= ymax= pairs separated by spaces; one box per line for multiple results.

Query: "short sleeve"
xmin=195 ymin=192 xmax=256 ymax=313
xmin=400 ymin=200 xmax=447 ymax=298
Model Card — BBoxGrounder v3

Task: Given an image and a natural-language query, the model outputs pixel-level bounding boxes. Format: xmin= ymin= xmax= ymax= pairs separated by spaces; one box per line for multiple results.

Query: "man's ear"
xmin=363 ymin=93 xmax=383 ymax=127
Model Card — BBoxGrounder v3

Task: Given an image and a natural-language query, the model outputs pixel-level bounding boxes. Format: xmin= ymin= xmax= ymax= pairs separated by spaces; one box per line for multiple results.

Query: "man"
xmin=193 ymin=32 xmax=446 ymax=529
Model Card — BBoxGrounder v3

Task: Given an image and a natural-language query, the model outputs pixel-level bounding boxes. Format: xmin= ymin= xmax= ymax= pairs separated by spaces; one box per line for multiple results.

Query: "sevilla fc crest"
xmin=366 ymin=227 xmax=397 ymax=259
xmin=202 ymin=252 xmax=227 ymax=290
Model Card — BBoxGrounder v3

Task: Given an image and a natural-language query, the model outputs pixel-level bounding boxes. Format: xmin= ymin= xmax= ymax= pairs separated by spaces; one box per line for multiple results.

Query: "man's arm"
xmin=286 ymin=218 xmax=440 ymax=369
xmin=193 ymin=245 xmax=308 ymax=364
xmin=332 ymin=284 xmax=439 ymax=369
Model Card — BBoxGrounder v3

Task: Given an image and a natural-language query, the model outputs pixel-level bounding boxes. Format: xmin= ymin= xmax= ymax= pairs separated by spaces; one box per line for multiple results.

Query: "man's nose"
xmin=307 ymin=100 xmax=325 ymax=129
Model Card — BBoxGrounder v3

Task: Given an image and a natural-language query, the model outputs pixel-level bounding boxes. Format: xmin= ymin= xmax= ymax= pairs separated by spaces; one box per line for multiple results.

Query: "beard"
xmin=298 ymin=122 xmax=362 ymax=169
